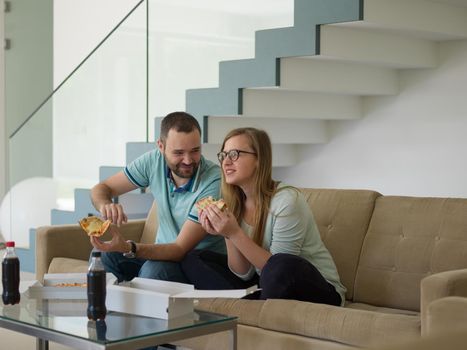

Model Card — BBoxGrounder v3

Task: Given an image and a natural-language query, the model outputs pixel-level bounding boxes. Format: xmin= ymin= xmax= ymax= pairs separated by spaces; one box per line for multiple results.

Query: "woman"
xmin=182 ymin=128 xmax=346 ymax=305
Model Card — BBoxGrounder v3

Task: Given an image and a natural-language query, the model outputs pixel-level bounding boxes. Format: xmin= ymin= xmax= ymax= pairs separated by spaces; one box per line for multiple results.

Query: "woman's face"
xmin=221 ymin=134 xmax=257 ymax=188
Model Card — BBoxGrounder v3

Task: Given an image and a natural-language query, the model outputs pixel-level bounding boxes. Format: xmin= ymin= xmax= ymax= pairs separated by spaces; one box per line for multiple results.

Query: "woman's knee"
xmin=259 ymin=254 xmax=309 ymax=297
xmin=261 ymin=253 xmax=301 ymax=279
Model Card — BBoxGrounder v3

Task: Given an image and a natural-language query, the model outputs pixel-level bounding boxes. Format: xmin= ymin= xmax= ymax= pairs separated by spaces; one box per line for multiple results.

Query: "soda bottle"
xmin=2 ymin=241 xmax=21 ymax=305
xmin=87 ymin=251 xmax=107 ymax=320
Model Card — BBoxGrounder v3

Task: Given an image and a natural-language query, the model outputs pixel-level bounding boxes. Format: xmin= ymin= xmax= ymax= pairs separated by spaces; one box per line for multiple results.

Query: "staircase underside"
xmin=186 ymin=0 xmax=467 ymax=162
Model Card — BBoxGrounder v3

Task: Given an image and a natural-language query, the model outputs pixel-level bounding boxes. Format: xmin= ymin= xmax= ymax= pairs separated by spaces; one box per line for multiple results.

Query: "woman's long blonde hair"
xmin=220 ymin=128 xmax=278 ymax=246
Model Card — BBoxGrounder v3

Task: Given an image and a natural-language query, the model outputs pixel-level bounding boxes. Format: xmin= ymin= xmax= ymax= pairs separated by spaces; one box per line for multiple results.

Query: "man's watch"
xmin=123 ymin=240 xmax=137 ymax=258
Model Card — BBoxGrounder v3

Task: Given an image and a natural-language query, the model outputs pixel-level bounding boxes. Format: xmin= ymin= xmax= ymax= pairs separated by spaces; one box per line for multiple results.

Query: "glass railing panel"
xmin=4 ymin=0 xmax=54 ymax=140
xmin=147 ymin=0 xmax=294 ymax=138
xmin=4 ymin=1 xmax=147 ymax=249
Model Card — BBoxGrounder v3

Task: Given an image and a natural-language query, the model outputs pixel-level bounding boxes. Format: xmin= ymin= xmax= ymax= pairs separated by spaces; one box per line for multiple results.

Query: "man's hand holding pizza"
xmin=79 ymin=216 xmax=131 ymax=253
xmin=90 ymin=225 xmax=131 ymax=253
xmin=98 ymin=202 xmax=128 ymax=227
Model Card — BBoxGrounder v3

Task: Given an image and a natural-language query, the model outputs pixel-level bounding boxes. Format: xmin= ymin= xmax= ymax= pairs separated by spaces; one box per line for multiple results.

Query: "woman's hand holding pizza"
xmin=199 ymin=204 xmax=241 ymax=239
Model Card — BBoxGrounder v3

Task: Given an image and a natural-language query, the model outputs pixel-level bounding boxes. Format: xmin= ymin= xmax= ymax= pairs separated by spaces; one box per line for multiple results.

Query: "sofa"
xmin=367 ymin=296 xmax=467 ymax=350
xmin=35 ymin=189 xmax=467 ymax=349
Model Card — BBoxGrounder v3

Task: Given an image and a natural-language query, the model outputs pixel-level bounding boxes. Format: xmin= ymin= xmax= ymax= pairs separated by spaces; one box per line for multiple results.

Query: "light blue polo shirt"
xmin=123 ymin=149 xmax=226 ymax=254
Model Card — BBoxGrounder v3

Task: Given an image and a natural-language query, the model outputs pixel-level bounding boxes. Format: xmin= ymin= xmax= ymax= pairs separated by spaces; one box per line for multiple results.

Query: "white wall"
xmin=54 ymin=0 xmax=140 ymax=86
xmin=274 ymin=39 xmax=467 ymax=198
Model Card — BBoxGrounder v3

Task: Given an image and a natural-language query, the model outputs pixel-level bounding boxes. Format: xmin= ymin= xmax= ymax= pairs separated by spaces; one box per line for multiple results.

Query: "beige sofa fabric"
xmin=421 ymin=272 xmax=467 ymax=334
xmin=354 ymin=196 xmax=467 ymax=311
xmin=425 ymin=296 xmax=467 ymax=336
xmin=196 ymin=298 xmax=420 ymax=348
xmin=178 ymin=324 xmax=357 ymax=350
xmin=48 ymin=257 xmax=88 ymax=274
xmin=301 ymin=188 xmax=381 ymax=300
xmin=368 ymin=328 xmax=467 ymax=350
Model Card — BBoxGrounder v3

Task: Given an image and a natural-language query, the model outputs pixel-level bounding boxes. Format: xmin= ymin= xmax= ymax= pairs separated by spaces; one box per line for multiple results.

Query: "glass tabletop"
xmin=0 ymin=291 xmax=235 ymax=346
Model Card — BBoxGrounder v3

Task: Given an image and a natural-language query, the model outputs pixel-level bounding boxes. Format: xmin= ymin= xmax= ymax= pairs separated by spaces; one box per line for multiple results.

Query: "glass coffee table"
xmin=0 ymin=291 xmax=237 ymax=350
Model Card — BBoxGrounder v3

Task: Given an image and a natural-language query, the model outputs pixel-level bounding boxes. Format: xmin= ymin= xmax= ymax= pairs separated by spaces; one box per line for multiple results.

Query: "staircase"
xmin=187 ymin=0 xmax=467 ymax=153
xmin=19 ymin=0 xmax=467 ymax=272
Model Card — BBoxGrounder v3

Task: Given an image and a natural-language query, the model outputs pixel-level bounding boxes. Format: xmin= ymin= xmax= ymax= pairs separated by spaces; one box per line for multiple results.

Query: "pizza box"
xmin=28 ymin=273 xmax=115 ymax=300
xmin=107 ymin=278 xmax=195 ymax=320
xmin=107 ymin=277 xmax=259 ymax=320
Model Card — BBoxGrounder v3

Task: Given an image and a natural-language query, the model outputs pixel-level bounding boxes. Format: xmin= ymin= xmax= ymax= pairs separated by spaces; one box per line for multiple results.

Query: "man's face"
xmin=158 ymin=129 xmax=202 ymax=180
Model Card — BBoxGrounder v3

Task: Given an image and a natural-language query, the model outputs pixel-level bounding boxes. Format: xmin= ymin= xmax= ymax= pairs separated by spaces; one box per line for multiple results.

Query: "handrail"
xmin=9 ymin=0 xmax=146 ymax=139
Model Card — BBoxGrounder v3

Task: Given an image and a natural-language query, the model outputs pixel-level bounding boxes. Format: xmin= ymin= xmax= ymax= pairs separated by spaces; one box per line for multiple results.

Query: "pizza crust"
xmin=196 ymin=196 xmax=227 ymax=211
xmin=53 ymin=282 xmax=87 ymax=287
xmin=79 ymin=216 xmax=112 ymax=237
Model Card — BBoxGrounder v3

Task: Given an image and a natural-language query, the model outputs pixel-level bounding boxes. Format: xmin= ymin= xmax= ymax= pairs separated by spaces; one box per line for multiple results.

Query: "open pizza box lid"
xmin=107 ymin=277 xmax=259 ymax=320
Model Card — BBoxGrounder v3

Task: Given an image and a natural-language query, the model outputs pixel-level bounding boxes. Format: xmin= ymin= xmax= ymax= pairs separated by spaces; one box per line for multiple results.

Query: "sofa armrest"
xmin=35 ymin=220 xmax=146 ymax=282
xmin=425 ymin=296 xmax=467 ymax=336
xmin=420 ymin=269 xmax=467 ymax=335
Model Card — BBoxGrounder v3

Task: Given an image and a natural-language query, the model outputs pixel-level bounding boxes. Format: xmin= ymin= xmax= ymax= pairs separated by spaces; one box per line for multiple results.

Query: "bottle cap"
xmin=91 ymin=251 xmax=102 ymax=257
xmin=5 ymin=241 xmax=15 ymax=247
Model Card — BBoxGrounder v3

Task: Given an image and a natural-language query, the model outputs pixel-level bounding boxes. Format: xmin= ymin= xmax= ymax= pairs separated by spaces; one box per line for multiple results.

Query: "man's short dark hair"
xmin=160 ymin=112 xmax=201 ymax=143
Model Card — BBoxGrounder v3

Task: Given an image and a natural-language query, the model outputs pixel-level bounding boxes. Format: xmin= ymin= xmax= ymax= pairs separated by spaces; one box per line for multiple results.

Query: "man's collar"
xmin=166 ymin=159 xmax=203 ymax=193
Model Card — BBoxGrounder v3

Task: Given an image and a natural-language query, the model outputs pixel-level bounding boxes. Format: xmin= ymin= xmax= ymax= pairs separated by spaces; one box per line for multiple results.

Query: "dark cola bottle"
xmin=87 ymin=251 xmax=107 ymax=320
xmin=2 ymin=241 xmax=21 ymax=305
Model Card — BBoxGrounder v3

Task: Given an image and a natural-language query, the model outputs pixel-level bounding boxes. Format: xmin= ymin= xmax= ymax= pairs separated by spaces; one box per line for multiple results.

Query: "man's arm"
xmin=91 ymin=171 xmax=138 ymax=225
xmin=132 ymin=220 xmax=207 ymax=261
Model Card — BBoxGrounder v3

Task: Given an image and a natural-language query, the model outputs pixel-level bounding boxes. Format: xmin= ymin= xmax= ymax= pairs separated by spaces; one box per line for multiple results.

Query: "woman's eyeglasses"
xmin=217 ymin=149 xmax=257 ymax=163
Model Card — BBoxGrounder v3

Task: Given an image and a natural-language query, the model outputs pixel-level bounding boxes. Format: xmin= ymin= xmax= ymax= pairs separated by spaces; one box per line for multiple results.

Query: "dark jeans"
xmin=181 ymin=250 xmax=341 ymax=306
xmin=181 ymin=249 xmax=258 ymax=289
xmin=100 ymin=251 xmax=189 ymax=283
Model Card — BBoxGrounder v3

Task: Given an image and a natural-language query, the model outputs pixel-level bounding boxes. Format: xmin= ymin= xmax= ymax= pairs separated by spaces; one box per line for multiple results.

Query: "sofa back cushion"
xmin=141 ymin=201 xmax=158 ymax=243
xmin=354 ymin=196 xmax=467 ymax=311
xmin=300 ymin=188 xmax=381 ymax=300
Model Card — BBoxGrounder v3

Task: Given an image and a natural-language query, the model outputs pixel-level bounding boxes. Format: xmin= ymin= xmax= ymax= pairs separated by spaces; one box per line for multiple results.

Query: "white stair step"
xmin=242 ymin=89 xmax=362 ymax=120
xmin=202 ymin=143 xmax=299 ymax=167
xmin=205 ymin=117 xmax=327 ymax=144
xmin=319 ymin=24 xmax=438 ymax=68
xmin=280 ymin=57 xmax=399 ymax=95
xmin=345 ymin=0 xmax=467 ymax=41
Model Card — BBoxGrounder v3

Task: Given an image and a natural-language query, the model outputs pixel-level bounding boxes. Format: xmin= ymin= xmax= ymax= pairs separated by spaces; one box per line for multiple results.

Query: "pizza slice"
xmin=195 ymin=196 xmax=227 ymax=211
xmin=79 ymin=216 xmax=112 ymax=237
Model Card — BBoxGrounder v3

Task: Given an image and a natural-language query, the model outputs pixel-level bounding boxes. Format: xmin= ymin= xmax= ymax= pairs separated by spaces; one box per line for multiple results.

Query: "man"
xmin=90 ymin=111 xmax=225 ymax=283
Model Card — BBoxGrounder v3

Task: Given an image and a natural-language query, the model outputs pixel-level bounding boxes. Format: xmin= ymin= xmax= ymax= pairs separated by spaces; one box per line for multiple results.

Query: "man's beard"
xmin=167 ymin=159 xmax=199 ymax=179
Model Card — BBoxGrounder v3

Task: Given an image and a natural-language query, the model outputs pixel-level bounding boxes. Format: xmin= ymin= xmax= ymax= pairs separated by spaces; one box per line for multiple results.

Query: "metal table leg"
xmin=229 ymin=325 xmax=237 ymax=350
xmin=36 ymin=338 xmax=49 ymax=350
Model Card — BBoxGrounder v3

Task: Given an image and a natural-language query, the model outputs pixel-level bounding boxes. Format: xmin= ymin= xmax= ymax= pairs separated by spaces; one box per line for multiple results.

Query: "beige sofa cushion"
xmin=301 ymin=188 xmax=381 ymax=300
xmin=196 ymin=298 xmax=420 ymax=348
xmin=354 ymin=196 xmax=467 ymax=311
xmin=369 ymin=329 xmax=467 ymax=350
xmin=48 ymin=257 xmax=89 ymax=274
xmin=178 ymin=324 xmax=357 ymax=350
